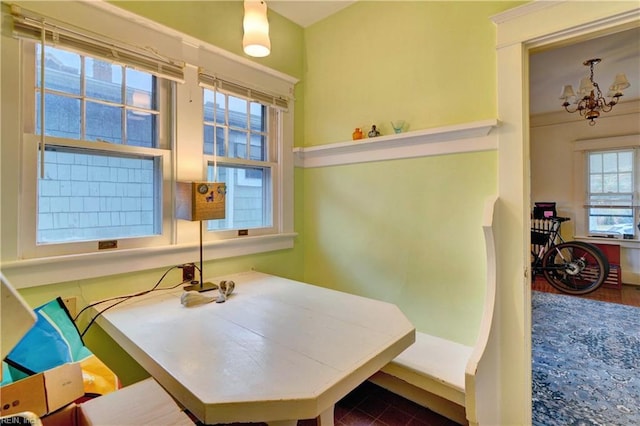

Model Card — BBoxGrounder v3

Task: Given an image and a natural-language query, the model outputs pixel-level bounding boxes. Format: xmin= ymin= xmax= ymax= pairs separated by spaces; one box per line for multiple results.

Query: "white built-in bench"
xmin=370 ymin=196 xmax=498 ymax=426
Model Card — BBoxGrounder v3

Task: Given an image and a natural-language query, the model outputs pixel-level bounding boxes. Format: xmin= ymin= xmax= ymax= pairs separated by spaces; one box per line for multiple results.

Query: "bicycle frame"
xmin=531 ymin=217 xmax=569 ymax=276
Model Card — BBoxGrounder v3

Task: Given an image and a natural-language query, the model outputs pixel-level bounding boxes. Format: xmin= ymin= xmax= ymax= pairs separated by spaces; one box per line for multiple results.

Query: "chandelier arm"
xmin=600 ymin=101 xmax=614 ymax=112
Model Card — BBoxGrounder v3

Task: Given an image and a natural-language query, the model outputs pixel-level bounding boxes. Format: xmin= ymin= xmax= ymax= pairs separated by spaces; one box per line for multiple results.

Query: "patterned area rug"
xmin=532 ymin=291 xmax=640 ymax=426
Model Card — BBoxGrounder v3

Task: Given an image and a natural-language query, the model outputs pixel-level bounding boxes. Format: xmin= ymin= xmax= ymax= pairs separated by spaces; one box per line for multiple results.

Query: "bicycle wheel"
xmin=541 ymin=241 xmax=610 ymax=295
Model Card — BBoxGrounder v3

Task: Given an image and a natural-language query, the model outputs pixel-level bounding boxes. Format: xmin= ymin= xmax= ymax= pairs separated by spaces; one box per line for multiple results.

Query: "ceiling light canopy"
xmin=243 ymin=1 xmax=270 ymax=58
xmin=559 ymin=58 xmax=630 ymax=126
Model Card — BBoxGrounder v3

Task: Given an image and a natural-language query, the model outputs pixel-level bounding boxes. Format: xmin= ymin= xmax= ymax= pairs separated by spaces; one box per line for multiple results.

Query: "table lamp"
xmin=176 ymin=182 xmax=226 ymax=292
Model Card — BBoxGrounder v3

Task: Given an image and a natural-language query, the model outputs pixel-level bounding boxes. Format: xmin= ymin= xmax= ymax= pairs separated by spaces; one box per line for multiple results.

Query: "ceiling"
xmin=268 ymin=1 xmax=355 ymax=28
xmin=530 ymin=27 xmax=640 ymax=115
xmin=267 ymin=2 xmax=639 ymax=116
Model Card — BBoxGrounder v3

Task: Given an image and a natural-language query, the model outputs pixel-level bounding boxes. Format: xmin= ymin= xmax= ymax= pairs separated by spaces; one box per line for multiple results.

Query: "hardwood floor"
xmin=531 ymin=275 xmax=640 ymax=307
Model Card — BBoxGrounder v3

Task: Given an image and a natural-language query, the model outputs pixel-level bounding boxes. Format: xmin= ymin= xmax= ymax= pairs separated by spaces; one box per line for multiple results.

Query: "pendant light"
xmin=243 ymin=1 xmax=270 ymax=58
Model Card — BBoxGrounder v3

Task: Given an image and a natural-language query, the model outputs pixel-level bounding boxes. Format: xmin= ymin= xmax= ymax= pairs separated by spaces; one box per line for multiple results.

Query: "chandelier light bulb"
xmin=243 ymin=1 xmax=271 ymax=58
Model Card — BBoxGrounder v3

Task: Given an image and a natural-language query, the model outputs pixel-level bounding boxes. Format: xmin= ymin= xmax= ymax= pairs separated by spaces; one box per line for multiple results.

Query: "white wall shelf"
xmin=293 ymin=119 xmax=499 ymax=168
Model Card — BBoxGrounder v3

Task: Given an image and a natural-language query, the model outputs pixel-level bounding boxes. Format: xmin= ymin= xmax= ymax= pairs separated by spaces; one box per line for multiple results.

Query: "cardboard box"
xmin=41 ymin=378 xmax=193 ymax=426
xmin=0 ymin=362 xmax=84 ymax=418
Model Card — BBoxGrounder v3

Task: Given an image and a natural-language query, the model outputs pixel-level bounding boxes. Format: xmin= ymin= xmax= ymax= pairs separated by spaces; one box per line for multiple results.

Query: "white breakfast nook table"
xmin=93 ymin=271 xmax=415 ymax=425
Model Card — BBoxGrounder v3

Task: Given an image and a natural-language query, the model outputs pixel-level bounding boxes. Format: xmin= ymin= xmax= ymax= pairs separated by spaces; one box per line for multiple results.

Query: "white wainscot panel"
xmin=293 ymin=119 xmax=499 ymax=168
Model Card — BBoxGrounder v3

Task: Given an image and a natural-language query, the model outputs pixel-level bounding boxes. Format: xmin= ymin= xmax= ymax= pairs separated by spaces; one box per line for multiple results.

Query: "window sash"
xmin=201 ymin=85 xmax=282 ymax=240
xmin=24 ymin=42 xmax=172 ymax=149
xmin=37 ymin=145 xmax=163 ymax=244
xmin=205 ymin=162 xmax=274 ymax=234
xmin=20 ymin=134 xmax=173 ymax=258
xmin=587 ymin=149 xmax=636 ymax=205
xmin=35 ymin=44 xmax=161 ymax=147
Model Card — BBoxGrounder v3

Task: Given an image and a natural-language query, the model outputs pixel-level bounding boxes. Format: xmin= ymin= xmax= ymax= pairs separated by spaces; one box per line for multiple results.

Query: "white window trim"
xmin=19 ymin=39 xmax=176 ymax=258
xmin=1 ymin=1 xmax=297 ymax=289
xmin=572 ymin=134 xmax=640 ymax=244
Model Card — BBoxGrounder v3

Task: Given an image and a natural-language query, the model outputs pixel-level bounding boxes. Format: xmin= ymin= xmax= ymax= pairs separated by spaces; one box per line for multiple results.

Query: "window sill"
xmin=574 ymin=235 xmax=639 ymax=249
xmin=1 ymin=232 xmax=297 ymax=289
xmin=293 ymin=119 xmax=499 ymax=168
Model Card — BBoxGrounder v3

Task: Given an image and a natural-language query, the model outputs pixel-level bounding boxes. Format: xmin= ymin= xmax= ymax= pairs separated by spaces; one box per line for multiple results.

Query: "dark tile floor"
xmin=204 ymin=381 xmax=460 ymax=426
xmin=324 ymin=381 xmax=460 ymax=426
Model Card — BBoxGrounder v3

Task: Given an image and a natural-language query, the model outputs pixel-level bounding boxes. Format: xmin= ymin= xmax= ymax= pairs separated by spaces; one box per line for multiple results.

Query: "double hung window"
xmin=587 ymin=149 xmax=637 ymax=237
xmin=15 ymin=9 xmax=182 ymax=257
xmin=200 ymin=74 xmax=287 ymax=237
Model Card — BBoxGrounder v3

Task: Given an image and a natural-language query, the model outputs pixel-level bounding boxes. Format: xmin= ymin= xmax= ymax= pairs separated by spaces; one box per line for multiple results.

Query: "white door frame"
xmin=486 ymin=3 xmax=640 ymax=425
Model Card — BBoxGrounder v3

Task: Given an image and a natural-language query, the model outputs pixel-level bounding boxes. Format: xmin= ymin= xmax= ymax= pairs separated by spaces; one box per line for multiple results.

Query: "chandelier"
xmin=559 ymin=58 xmax=630 ymax=125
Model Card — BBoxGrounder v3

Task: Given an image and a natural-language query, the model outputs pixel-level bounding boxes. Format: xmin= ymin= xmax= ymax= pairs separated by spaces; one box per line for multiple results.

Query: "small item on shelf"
xmin=368 ymin=125 xmax=381 ymax=138
xmin=391 ymin=120 xmax=405 ymax=134
xmin=352 ymin=128 xmax=364 ymax=140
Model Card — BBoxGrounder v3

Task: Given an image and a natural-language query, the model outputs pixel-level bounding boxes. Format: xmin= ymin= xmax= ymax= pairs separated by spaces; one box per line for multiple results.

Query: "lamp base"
xmin=183 ymin=281 xmax=218 ymax=292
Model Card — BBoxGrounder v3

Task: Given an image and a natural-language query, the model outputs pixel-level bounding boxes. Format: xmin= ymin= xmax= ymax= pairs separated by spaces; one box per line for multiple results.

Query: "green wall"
xmin=301 ymin=152 xmax=497 ymax=344
xmin=298 ymin=1 xmax=518 ymax=344
xmin=302 ymin=1 xmax=514 ymax=146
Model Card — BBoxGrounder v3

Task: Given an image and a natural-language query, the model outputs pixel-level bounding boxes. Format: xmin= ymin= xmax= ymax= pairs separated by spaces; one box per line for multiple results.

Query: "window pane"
xmin=204 ymin=90 xmax=226 ymax=124
xmin=229 ymin=129 xmax=247 ymax=159
xmin=249 ymin=102 xmax=265 ymax=132
xmin=38 ymin=147 xmax=159 ymax=243
xmin=203 ymin=90 xmax=226 ymax=124
xmin=37 ymin=93 xmax=81 ymax=138
xmin=37 ymin=45 xmax=81 ymax=95
xmin=602 ymin=152 xmax=617 ymax=173
xmin=86 ymin=101 xmax=122 ymax=143
xmin=589 ymin=174 xmax=603 ymax=193
xmin=204 ymin=125 xmax=226 ymax=156
xmin=619 ymin=152 xmax=633 ymax=172
xmin=250 ymin=133 xmax=265 ymax=161
xmin=127 ymin=111 xmax=156 ymax=148
xmin=85 ymin=57 xmax=122 ymax=103
xmin=602 ymin=174 xmax=618 ymax=192
xmin=206 ymin=164 xmax=271 ymax=230
xmin=126 ymin=69 xmax=154 ymax=110
xmin=203 ymin=125 xmax=214 ymax=155
xmin=228 ymin=96 xmax=247 ymax=130
xmin=589 ymin=153 xmax=602 ymax=173
xmin=619 ymin=172 xmax=633 ymax=192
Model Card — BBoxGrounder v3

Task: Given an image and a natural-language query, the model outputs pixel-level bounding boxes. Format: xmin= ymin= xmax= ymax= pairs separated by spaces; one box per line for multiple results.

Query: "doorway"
xmin=491 ymin=3 xmax=640 ymax=425
xmin=527 ymin=16 xmax=640 ymax=426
